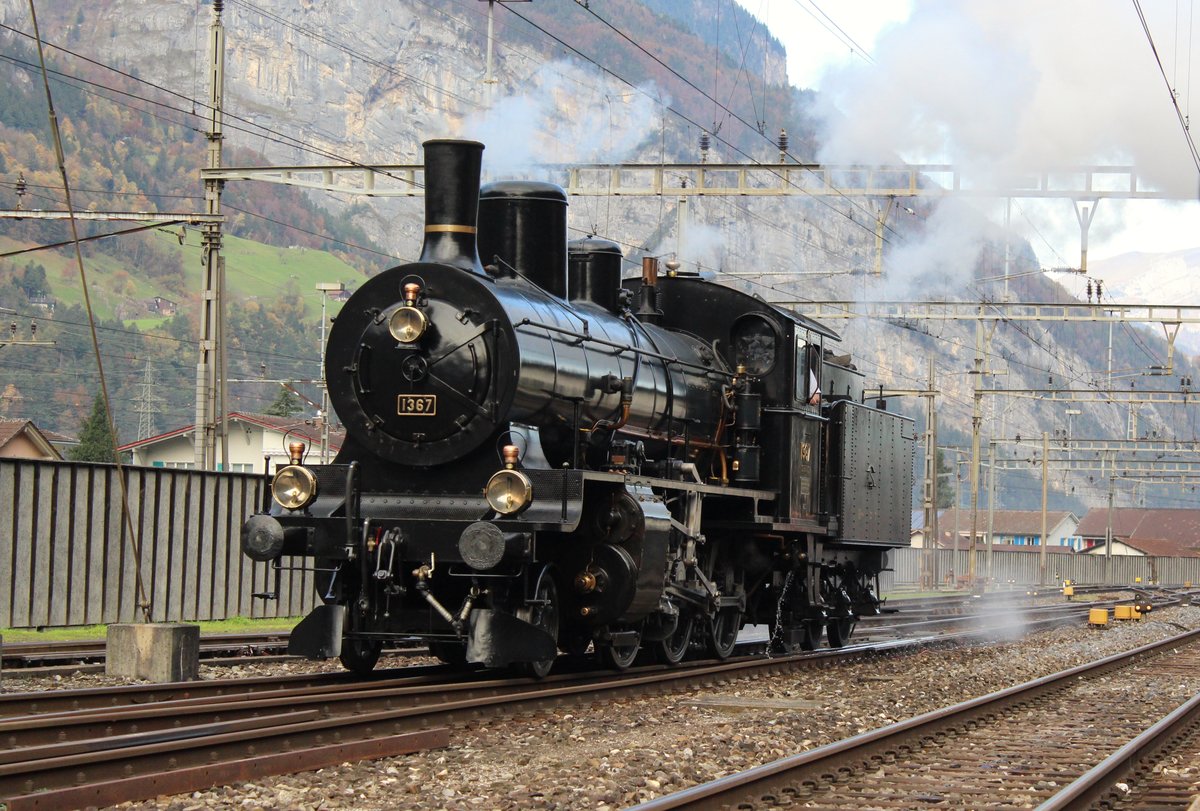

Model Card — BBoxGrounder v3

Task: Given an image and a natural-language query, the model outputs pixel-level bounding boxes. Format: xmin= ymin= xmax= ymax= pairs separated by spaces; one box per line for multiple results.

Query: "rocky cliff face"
xmin=3 ymin=0 xmax=1194 ymax=510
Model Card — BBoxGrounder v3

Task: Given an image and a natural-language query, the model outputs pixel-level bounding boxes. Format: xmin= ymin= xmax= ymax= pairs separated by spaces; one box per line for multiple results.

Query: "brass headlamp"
xmin=484 ymin=444 xmax=533 ymax=515
xmin=388 ymin=283 xmax=428 ymax=343
xmin=272 ymin=465 xmax=318 ymax=511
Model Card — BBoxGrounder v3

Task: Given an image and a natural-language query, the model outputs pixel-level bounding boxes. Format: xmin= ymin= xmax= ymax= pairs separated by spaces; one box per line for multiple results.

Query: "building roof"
xmin=0 ymin=419 xmax=63 ymax=460
xmin=985 ymin=542 xmax=1076 ymax=555
xmin=117 ymin=412 xmax=344 ymax=454
xmin=38 ymin=427 xmax=77 ymax=446
xmin=929 ymin=509 xmax=1077 ymax=539
xmin=1075 ymin=508 xmax=1153 ymax=539
xmin=1076 ymin=508 xmax=1200 ymax=557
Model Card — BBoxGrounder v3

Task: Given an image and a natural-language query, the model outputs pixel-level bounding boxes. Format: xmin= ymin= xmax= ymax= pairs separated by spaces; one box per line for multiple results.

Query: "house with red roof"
xmin=0 ymin=419 xmax=65 ymax=461
xmin=117 ymin=412 xmax=344 ymax=474
xmin=918 ymin=508 xmax=1081 ymax=553
xmin=1076 ymin=508 xmax=1200 ymax=557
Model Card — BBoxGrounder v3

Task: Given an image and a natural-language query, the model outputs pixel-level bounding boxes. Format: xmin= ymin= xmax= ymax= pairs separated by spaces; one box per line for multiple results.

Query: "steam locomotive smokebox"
xmin=568 ymin=237 xmax=624 ymax=312
xmin=478 ymin=181 xmax=568 ymax=297
xmin=106 ymin=623 xmax=200 ymax=682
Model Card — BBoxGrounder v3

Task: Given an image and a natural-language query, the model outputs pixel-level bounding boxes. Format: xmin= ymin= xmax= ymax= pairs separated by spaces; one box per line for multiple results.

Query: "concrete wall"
xmin=0 ymin=458 xmax=314 ymax=627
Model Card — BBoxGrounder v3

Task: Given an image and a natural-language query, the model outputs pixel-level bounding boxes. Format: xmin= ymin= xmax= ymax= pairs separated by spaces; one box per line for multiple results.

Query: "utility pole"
xmin=315 ymin=283 xmax=343 ymax=464
xmin=986 ymin=441 xmax=996 ymax=580
xmin=1040 ymin=431 xmax=1049 ymax=585
xmin=484 ymin=0 xmax=498 ymax=85
xmin=676 ymin=195 xmax=688 ymax=266
xmin=954 ymin=468 xmax=962 ymax=587
xmin=968 ymin=314 xmax=984 ymax=586
xmin=920 ymin=358 xmax=939 ymax=590
xmin=1074 ymin=199 xmax=1098 ymax=276
xmin=1002 ymin=198 xmax=1011 ymax=300
xmin=1105 ymin=476 xmax=1115 ymax=584
xmin=195 ymin=0 xmax=227 ymax=470
xmin=874 ymin=197 xmax=895 ymax=276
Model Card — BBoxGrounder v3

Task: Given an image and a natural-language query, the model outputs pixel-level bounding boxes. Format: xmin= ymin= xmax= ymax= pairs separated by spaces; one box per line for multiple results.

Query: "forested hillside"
xmin=0 ymin=30 xmax=387 ymax=441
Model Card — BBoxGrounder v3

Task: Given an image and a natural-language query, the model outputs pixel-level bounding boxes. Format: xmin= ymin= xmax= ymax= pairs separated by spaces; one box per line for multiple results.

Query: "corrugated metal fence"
xmin=2 ymin=458 xmax=1196 ymax=628
xmin=881 ymin=547 xmax=1200 ymax=593
xmin=0 ymin=458 xmax=314 ymax=628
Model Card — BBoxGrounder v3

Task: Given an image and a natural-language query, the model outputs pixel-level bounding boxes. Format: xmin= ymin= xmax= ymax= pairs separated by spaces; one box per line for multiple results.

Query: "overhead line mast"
xmin=196 ymin=0 xmax=228 ymax=470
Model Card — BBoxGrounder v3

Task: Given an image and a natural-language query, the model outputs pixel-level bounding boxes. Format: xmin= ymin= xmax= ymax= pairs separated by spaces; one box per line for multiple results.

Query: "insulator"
xmin=30 ymin=321 xmax=36 ymax=336
xmin=1096 ymin=281 xmax=1103 ymax=301
xmin=778 ymin=128 xmax=789 ymax=154
xmin=1086 ymin=279 xmax=1092 ymax=301
xmin=699 ymin=131 xmax=710 ymax=162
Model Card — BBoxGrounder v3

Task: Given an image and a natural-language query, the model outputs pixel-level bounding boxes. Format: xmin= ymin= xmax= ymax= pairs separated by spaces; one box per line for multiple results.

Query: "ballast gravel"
xmin=10 ymin=603 xmax=1200 ymax=810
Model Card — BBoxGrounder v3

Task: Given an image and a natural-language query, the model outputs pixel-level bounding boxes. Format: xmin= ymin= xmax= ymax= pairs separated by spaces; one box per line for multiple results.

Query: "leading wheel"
xmin=339 ymin=637 xmax=383 ymax=676
xmin=803 ymin=620 xmax=825 ymax=651
xmin=655 ymin=613 xmax=694 ymax=665
xmin=516 ymin=570 xmax=560 ymax=678
xmin=599 ymin=627 xmax=642 ymax=670
xmin=707 ymin=607 xmax=741 ymax=660
xmin=826 ymin=617 xmax=854 ymax=648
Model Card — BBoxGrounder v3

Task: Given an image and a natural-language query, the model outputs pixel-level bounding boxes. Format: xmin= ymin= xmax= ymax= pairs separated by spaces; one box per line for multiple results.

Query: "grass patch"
xmin=0 ymin=229 xmax=367 ymax=324
xmin=882 ymin=590 xmax=970 ymax=600
xmin=0 ymin=616 xmax=302 ymax=642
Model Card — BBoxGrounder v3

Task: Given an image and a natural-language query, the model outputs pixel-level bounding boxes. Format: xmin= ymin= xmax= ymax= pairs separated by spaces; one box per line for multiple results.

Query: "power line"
xmin=1132 ymin=0 xmax=1200 ymax=173
xmin=498 ymin=3 xmax=905 ymax=250
xmin=0 ymin=26 xmax=425 ymax=190
xmin=786 ymin=0 xmax=877 ymax=66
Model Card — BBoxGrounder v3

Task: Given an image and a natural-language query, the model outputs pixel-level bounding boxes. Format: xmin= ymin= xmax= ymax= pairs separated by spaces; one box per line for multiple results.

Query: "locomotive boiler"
xmin=243 ymin=138 xmax=915 ymax=676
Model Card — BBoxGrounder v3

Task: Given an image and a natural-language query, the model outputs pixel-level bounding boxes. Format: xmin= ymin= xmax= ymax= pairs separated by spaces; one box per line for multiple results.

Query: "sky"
xmin=733 ymin=0 xmax=1200 ymax=265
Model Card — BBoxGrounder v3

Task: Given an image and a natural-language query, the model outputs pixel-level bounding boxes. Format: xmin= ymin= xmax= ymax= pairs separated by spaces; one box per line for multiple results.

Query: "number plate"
xmin=397 ymin=395 xmax=436 ymax=416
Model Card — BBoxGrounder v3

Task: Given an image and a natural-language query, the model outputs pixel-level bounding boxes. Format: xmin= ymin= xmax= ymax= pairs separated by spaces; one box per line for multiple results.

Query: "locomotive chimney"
xmin=418 ymin=139 xmax=486 ymax=276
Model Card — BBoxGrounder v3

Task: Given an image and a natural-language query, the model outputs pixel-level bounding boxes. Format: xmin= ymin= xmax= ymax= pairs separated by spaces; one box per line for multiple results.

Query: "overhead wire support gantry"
xmin=200 ymin=162 xmax=1179 ymax=200
xmin=793 ymin=299 xmax=1200 ymax=585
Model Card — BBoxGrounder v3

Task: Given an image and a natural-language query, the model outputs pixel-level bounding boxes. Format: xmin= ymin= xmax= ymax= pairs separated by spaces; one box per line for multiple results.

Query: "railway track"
xmin=0 ymin=589 xmax=1183 ymax=809
xmin=0 ymin=632 xmax=429 ymax=677
xmin=0 ymin=632 xmax=292 ymax=669
xmin=0 ymin=585 xmax=1152 ymax=673
xmin=0 ymin=644 xmax=902 ymax=810
xmin=632 ymin=626 xmax=1200 ymax=810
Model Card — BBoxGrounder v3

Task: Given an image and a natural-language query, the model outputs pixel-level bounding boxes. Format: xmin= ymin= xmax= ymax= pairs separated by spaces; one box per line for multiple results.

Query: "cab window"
xmin=795 ymin=336 xmax=821 ymax=404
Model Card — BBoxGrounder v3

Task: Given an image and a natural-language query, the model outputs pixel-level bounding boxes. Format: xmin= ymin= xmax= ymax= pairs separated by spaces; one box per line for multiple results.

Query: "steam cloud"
xmin=810 ymin=0 xmax=1198 ymax=272
xmin=814 ymin=0 xmax=1193 ymax=194
xmin=460 ymin=61 xmax=664 ymax=177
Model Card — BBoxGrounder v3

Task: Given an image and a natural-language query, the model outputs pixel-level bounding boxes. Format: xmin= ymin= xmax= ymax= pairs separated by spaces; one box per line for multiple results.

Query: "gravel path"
xmin=10 ymin=605 xmax=1199 ymax=810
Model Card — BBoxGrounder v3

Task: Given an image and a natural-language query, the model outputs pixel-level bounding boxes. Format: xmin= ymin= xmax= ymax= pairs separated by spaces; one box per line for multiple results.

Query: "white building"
xmin=118 ymin=412 xmax=343 ymax=473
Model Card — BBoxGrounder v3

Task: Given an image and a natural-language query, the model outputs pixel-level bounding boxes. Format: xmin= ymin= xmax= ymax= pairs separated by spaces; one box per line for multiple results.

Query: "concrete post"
xmin=107 ymin=623 xmax=200 ymax=683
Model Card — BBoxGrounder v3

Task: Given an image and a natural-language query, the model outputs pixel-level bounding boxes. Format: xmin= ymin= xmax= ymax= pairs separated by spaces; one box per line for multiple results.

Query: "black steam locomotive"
xmin=243 ymin=139 xmax=915 ymax=676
